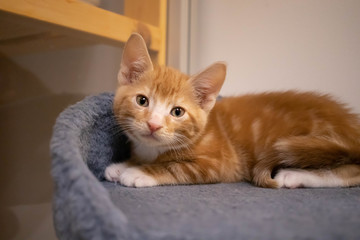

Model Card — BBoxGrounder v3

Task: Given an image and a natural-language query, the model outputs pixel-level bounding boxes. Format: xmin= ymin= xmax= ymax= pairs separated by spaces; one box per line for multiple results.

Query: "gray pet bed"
xmin=50 ymin=92 xmax=360 ymax=240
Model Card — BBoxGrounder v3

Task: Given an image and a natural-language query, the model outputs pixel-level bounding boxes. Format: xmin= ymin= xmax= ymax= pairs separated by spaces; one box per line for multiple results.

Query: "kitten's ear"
xmin=118 ymin=33 xmax=154 ymax=85
xmin=190 ymin=62 xmax=227 ymax=112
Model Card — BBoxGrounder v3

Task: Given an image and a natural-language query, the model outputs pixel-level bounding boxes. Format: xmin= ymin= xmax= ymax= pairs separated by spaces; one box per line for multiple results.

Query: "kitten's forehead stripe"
xmin=147 ymin=66 xmax=191 ymax=103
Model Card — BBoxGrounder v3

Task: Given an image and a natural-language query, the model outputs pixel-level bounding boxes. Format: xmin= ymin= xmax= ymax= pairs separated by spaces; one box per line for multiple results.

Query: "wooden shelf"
xmin=0 ymin=0 xmax=167 ymax=64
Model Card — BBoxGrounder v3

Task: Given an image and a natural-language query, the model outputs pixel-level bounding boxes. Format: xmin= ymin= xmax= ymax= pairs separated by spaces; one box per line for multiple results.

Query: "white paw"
xmin=104 ymin=163 xmax=129 ymax=182
xmin=119 ymin=167 xmax=158 ymax=188
xmin=274 ymin=169 xmax=305 ymax=189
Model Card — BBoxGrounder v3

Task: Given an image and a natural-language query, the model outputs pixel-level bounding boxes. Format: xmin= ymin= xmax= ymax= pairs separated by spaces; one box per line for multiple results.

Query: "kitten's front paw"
xmin=274 ymin=169 xmax=304 ymax=189
xmin=105 ymin=163 xmax=129 ymax=182
xmin=120 ymin=167 xmax=158 ymax=188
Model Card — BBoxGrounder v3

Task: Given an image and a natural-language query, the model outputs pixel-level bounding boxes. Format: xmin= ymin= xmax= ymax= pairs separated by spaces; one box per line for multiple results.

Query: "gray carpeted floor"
xmin=104 ymin=182 xmax=360 ymax=240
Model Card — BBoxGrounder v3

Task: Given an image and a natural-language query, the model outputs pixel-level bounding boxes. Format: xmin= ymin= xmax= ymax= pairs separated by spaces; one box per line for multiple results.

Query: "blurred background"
xmin=0 ymin=0 xmax=359 ymax=239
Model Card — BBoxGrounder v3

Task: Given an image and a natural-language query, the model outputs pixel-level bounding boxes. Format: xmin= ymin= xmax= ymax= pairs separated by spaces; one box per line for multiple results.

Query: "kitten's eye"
xmin=136 ymin=95 xmax=149 ymax=107
xmin=170 ymin=107 xmax=185 ymax=117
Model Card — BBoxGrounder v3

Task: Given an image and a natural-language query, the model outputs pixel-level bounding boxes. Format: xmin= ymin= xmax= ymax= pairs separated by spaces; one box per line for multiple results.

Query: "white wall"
xmin=189 ymin=0 xmax=360 ymax=113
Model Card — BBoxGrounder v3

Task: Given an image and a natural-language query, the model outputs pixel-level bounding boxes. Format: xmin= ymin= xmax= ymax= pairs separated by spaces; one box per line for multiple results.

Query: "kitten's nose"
xmin=147 ymin=121 xmax=162 ymax=133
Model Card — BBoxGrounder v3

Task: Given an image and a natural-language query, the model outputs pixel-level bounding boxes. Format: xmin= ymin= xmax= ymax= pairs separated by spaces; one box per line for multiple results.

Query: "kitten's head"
xmin=113 ymin=33 xmax=226 ymax=150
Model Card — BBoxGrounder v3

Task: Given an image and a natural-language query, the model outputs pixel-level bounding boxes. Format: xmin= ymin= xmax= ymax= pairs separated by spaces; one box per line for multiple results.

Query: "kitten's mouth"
xmin=141 ymin=133 xmax=159 ymax=141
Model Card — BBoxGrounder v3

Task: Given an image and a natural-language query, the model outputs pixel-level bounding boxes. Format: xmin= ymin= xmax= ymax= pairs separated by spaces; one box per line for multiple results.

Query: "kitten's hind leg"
xmin=275 ymin=164 xmax=360 ymax=188
xmin=252 ymin=166 xmax=279 ymax=188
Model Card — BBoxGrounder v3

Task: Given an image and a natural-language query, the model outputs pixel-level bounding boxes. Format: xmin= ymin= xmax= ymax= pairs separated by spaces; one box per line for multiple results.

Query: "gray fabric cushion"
xmin=51 ymin=92 xmax=360 ymax=240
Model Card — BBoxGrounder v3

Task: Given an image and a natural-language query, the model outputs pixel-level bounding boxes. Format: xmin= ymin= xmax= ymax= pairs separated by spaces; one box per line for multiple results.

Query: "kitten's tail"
xmin=275 ymin=137 xmax=360 ymax=168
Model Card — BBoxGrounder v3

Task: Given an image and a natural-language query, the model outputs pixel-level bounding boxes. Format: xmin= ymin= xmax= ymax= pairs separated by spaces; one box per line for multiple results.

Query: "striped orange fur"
xmin=105 ymin=33 xmax=360 ymax=188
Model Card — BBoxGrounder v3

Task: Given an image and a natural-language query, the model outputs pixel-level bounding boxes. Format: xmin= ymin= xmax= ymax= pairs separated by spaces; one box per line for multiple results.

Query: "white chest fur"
xmin=133 ymin=143 xmax=167 ymax=162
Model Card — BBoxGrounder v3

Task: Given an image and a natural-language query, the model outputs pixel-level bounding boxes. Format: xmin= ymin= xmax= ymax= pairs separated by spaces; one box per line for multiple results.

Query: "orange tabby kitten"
xmin=105 ymin=33 xmax=360 ymax=188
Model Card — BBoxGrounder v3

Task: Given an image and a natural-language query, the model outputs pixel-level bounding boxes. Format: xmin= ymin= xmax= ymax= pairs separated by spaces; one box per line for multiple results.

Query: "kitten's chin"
xmin=140 ymin=134 xmax=162 ymax=144
xmin=127 ymin=132 xmax=167 ymax=148
xmin=126 ymin=131 xmax=190 ymax=150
